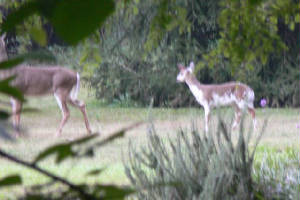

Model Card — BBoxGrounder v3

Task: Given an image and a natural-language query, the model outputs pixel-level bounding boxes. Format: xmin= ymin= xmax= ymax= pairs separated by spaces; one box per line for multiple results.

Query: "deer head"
xmin=176 ymin=61 xmax=195 ymax=82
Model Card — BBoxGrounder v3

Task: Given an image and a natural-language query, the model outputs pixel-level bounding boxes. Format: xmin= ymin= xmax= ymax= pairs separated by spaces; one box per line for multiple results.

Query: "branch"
xmin=0 ymin=149 xmax=96 ymax=200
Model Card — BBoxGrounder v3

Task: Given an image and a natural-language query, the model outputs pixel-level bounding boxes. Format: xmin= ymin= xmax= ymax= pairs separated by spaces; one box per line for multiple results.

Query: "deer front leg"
xmin=204 ymin=105 xmax=210 ymax=133
xmin=232 ymin=106 xmax=241 ymax=130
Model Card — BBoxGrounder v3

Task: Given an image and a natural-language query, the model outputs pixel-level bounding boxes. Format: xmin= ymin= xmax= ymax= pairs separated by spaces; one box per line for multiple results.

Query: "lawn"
xmin=0 ymin=89 xmax=299 ymax=198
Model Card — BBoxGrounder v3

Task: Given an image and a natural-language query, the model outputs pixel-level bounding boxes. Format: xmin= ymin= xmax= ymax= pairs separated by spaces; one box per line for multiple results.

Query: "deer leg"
xmin=54 ymin=92 xmax=70 ymax=136
xmin=68 ymin=98 xmax=92 ymax=134
xmin=232 ymin=106 xmax=241 ymax=130
xmin=248 ymin=107 xmax=256 ymax=129
xmin=10 ymin=98 xmax=22 ymax=135
xmin=204 ymin=106 xmax=210 ymax=133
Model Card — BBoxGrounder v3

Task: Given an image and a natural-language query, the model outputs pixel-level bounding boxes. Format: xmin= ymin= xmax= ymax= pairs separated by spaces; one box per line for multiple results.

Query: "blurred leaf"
xmin=93 ymin=184 xmax=135 ymax=199
xmin=0 ymin=57 xmax=24 ymax=70
xmin=2 ymin=0 xmax=115 ymax=45
xmin=0 ymin=111 xmax=10 ymax=120
xmin=30 ymin=27 xmax=47 ymax=46
xmin=86 ymin=167 xmax=106 ymax=176
xmin=0 ymin=77 xmax=25 ymax=101
xmin=0 ymin=51 xmax=55 ymax=70
xmin=34 ymin=143 xmax=74 ymax=164
xmin=0 ymin=175 xmax=22 ymax=188
xmin=34 ymin=133 xmax=98 ymax=164
xmin=1 ymin=1 xmax=39 ymax=33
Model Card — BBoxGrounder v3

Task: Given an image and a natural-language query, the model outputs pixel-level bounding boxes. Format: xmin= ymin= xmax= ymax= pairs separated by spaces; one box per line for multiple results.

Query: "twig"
xmin=0 ymin=149 xmax=96 ymax=200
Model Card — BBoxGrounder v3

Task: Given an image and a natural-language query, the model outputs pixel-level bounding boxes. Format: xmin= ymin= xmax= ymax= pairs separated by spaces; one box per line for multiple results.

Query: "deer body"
xmin=177 ymin=62 xmax=256 ymax=132
xmin=0 ymin=36 xmax=92 ymax=136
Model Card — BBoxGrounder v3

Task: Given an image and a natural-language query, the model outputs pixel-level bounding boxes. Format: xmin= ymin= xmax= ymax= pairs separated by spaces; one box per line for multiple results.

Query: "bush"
xmin=125 ymin=119 xmax=299 ymax=199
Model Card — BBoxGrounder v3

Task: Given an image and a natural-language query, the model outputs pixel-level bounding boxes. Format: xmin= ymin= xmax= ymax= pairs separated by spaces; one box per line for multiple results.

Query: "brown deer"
xmin=176 ymin=62 xmax=256 ymax=132
xmin=0 ymin=35 xmax=92 ymax=136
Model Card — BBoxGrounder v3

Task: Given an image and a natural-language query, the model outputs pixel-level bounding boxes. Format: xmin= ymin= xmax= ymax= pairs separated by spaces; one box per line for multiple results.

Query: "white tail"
xmin=177 ymin=61 xmax=256 ymax=132
xmin=70 ymin=72 xmax=80 ymax=101
xmin=0 ymin=35 xmax=92 ymax=136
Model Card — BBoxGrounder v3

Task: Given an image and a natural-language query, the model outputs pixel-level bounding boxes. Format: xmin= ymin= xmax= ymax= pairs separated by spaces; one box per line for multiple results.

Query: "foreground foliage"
xmin=125 ymin=120 xmax=300 ymax=199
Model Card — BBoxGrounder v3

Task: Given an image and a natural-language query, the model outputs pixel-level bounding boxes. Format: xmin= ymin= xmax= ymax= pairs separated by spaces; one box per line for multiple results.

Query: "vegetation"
xmin=0 ymin=0 xmax=298 ymax=199
xmin=0 ymin=0 xmax=298 ymax=107
xmin=125 ymin=119 xmax=300 ymax=199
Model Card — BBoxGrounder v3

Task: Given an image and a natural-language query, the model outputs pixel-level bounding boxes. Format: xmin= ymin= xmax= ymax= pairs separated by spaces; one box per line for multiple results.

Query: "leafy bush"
xmin=125 ymin=119 xmax=299 ymax=199
xmin=125 ymin=119 xmax=262 ymax=199
xmin=253 ymin=147 xmax=300 ymax=200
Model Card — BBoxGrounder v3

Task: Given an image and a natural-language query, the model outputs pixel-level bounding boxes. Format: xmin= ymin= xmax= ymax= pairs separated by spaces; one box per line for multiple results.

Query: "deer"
xmin=0 ymin=35 xmax=92 ymax=136
xmin=176 ymin=61 xmax=256 ymax=133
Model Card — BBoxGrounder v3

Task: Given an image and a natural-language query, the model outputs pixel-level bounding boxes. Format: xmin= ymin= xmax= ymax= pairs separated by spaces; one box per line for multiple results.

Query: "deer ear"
xmin=188 ymin=61 xmax=195 ymax=73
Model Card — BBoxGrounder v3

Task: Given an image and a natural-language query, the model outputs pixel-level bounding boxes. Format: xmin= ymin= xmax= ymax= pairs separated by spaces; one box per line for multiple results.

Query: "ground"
xmin=0 ymin=89 xmax=299 ymax=198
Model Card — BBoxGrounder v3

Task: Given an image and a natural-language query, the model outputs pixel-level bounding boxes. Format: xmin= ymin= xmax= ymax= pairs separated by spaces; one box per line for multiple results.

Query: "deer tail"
xmin=71 ymin=72 xmax=80 ymax=100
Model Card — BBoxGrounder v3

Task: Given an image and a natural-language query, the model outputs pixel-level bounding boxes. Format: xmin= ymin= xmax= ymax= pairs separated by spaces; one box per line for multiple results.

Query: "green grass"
xmin=0 ymin=89 xmax=299 ymax=198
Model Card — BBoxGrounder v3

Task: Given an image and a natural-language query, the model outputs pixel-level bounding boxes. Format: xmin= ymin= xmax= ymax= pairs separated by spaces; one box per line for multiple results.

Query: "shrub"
xmin=125 ymin=119 xmax=263 ymax=199
xmin=125 ymin=119 xmax=299 ymax=199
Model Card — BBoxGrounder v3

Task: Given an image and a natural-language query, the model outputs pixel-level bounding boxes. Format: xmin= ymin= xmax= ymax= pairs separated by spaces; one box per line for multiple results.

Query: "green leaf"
xmin=2 ymin=0 xmax=115 ymax=45
xmin=0 ymin=77 xmax=25 ymax=101
xmin=34 ymin=143 xmax=74 ymax=164
xmin=0 ymin=175 xmax=22 ymax=188
xmin=1 ymin=1 xmax=39 ymax=33
xmin=93 ymin=184 xmax=135 ymax=199
xmin=30 ymin=27 xmax=47 ymax=46
xmin=0 ymin=51 xmax=55 ymax=70
xmin=0 ymin=57 xmax=24 ymax=70
xmin=34 ymin=133 xmax=98 ymax=164
xmin=86 ymin=167 xmax=106 ymax=176
xmin=41 ymin=0 xmax=115 ymax=45
xmin=0 ymin=111 xmax=10 ymax=120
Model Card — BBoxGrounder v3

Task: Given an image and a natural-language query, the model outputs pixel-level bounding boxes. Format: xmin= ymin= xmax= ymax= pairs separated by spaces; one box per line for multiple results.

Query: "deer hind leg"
xmin=54 ymin=91 xmax=70 ymax=137
xmin=68 ymin=97 xmax=92 ymax=134
xmin=10 ymin=98 xmax=22 ymax=135
xmin=248 ymin=104 xmax=256 ymax=129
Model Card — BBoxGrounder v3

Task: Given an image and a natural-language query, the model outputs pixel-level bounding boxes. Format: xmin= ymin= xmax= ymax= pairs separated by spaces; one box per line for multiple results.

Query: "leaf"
xmin=34 ymin=143 xmax=74 ymax=164
xmin=93 ymin=184 xmax=135 ymax=199
xmin=1 ymin=1 xmax=39 ymax=33
xmin=2 ymin=0 xmax=115 ymax=45
xmin=0 ymin=111 xmax=10 ymax=120
xmin=0 ymin=77 xmax=25 ymax=101
xmin=0 ymin=51 xmax=56 ymax=70
xmin=0 ymin=57 xmax=24 ymax=70
xmin=86 ymin=167 xmax=106 ymax=176
xmin=30 ymin=27 xmax=47 ymax=46
xmin=0 ymin=175 xmax=22 ymax=188
xmin=34 ymin=133 xmax=98 ymax=164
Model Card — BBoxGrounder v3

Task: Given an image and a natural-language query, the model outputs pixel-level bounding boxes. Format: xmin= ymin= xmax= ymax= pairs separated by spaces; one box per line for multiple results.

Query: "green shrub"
xmin=125 ymin=120 xmax=299 ymax=199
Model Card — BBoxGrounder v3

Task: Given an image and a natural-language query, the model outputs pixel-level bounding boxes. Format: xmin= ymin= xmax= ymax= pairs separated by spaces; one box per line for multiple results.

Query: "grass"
xmin=0 ymin=88 xmax=299 ymax=198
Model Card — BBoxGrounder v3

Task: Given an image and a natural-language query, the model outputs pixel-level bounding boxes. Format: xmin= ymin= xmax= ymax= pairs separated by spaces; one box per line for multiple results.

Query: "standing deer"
xmin=176 ymin=61 xmax=256 ymax=132
xmin=0 ymin=35 xmax=92 ymax=136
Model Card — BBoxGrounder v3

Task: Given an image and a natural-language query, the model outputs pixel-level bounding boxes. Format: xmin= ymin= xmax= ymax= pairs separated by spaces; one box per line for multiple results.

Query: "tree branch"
xmin=0 ymin=149 xmax=96 ymax=200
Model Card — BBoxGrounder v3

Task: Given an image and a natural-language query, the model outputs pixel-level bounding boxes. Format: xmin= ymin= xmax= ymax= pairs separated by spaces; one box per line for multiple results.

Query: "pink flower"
xmin=260 ymin=98 xmax=267 ymax=107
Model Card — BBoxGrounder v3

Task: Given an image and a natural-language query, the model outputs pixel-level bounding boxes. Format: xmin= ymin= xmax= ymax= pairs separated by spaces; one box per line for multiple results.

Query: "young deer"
xmin=176 ymin=62 xmax=256 ymax=132
xmin=0 ymin=35 xmax=92 ymax=136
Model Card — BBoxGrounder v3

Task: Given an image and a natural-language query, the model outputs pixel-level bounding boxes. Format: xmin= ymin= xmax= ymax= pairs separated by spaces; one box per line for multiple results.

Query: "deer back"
xmin=12 ymin=66 xmax=77 ymax=96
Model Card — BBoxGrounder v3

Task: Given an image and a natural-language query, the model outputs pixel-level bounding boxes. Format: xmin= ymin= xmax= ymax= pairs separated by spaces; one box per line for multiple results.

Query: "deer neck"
xmin=185 ymin=74 xmax=206 ymax=105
